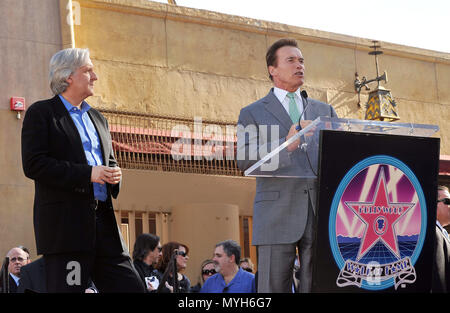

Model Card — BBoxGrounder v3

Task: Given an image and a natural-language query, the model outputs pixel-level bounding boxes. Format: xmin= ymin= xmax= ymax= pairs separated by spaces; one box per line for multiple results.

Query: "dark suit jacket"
xmin=17 ymin=258 xmax=46 ymax=293
xmin=21 ymin=95 xmax=125 ymax=255
xmin=8 ymin=274 xmax=18 ymax=293
xmin=432 ymin=225 xmax=450 ymax=292
xmin=18 ymin=257 xmax=98 ymax=293
xmin=0 ymin=274 xmax=18 ymax=293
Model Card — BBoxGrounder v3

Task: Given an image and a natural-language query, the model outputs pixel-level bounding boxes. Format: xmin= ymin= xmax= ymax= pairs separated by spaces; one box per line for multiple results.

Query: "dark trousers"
xmin=43 ymin=201 xmax=145 ymax=293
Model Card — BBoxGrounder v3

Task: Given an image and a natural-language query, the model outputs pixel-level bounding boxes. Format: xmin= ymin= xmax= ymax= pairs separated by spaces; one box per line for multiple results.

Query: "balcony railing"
xmin=99 ymin=108 xmax=243 ymax=176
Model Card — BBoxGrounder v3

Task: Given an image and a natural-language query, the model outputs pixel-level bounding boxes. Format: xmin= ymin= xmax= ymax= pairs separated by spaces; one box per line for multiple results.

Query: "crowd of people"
xmin=2 ymin=184 xmax=449 ymax=294
xmin=0 ymin=238 xmax=260 ymax=293
xmin=129 ymin=237 xmax=258 ymax=293
xmin=1 ymin=183 xmax=448 ymax=294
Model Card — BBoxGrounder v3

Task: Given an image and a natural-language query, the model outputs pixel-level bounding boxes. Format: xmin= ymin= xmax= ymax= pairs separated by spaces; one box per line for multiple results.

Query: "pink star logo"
xmin=345 ymin=168 xmax=415 ymax=261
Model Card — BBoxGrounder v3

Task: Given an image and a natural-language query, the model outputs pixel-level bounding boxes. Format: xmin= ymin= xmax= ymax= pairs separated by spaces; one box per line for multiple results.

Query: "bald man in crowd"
xmin=5 ymin=247 xmax=30 ymax=293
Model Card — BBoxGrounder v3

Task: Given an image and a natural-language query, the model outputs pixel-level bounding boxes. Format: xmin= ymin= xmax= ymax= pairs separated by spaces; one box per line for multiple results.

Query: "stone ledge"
xmin=78 ymin=0 xmax=450 ymax=64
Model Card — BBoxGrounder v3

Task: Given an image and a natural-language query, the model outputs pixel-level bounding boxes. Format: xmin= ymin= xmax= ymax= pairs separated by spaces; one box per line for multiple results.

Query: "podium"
xmin=242 ymin=117 xmax=440 ymax=292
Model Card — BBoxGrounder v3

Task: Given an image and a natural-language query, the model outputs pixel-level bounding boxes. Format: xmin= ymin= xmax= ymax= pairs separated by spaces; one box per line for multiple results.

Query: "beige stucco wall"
xmin=74 ymin=0 xmax=450 ymax=154
xmin=171 ymin=202 xmax=240 ymax=285
xmin=114 ymin=170 xmax=254 ymax=216
xmin=0 ymin=0 xmax=65 ymax=259
xmin=112 ymin=169 xmax=254 ymax=284
xmin=1 ymin=0 xmax=449 ymax=277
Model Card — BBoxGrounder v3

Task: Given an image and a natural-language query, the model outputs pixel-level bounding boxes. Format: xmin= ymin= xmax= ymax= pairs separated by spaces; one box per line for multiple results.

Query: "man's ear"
xmin=65 ymin=75 xmax=73 ymax=86
xmin=268 ymin=65 xmax=276 ymax=78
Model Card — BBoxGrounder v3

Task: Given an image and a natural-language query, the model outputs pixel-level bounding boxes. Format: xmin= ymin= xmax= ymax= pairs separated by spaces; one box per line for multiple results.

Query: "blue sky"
xmin=151 ymin=0 xmax=450 ymax=53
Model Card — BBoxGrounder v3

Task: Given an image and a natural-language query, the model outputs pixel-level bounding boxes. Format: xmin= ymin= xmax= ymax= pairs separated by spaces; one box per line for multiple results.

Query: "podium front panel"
xmin=312 ymin=130 xmax=440 ymax=292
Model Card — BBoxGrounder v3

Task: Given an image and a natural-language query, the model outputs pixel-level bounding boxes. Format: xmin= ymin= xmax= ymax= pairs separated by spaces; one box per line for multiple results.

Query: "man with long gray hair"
xmin=21 ymin=48 xmax=145 ymax=292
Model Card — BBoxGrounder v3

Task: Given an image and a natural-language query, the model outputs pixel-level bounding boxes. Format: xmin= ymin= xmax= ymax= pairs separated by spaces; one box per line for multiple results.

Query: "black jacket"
xmin=155 ymin=269 xmax=191 ymax=293
xmin=18 ymin=257 xmax=98 ymax=293
xmin=432 ymin=225 xmax=450 ymax=292
xmin=133 ymin=259 xmax=159 ymax=291
xmin=21 ymin=95 xmax=123 ymax=255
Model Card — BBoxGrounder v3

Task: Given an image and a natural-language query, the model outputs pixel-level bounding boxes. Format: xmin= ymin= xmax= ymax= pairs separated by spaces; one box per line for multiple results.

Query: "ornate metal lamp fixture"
xmin=355 ymin=41 xmax=399 ymax=121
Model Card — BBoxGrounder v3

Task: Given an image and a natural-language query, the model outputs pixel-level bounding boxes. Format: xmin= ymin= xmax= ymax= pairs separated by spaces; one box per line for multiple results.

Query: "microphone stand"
xmin=157 ymin=250 xmax=179 ymax=293
xmin=296 ymin=90 xmax=317 ymax=176
xmin=172 ymin=251 xmax=179 ymax=293
xmin=0 ymin=257 xmax=9 ymax=293
xmin=295 ymin=90 xmax=311 ymax=129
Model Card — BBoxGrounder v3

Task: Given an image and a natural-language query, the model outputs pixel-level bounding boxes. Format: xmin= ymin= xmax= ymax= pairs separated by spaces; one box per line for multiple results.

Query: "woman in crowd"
xmin=155 ymin=241 xmax=191 ymax=293
xmin=190 ymin=259 xmax=216 ymax=292
xmin=239 ymin=257 xmax=255 ymax=273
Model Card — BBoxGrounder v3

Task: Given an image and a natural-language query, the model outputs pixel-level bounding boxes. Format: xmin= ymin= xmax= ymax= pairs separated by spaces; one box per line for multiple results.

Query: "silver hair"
xmin=49 ymin=48 xmax=91 ymax=95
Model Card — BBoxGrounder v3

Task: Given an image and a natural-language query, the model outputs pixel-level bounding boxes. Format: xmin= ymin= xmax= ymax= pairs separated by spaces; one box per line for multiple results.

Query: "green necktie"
xmin=287 ymin=92 xmax=300 ymax=124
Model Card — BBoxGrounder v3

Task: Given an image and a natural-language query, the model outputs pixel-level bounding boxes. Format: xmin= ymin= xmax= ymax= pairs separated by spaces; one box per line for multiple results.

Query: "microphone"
xmin=301 ymin=90 xmax=308 ymax=100
xmin=296 ymin=90 xmax=316 ymax=175
xmin=295 ymin=90 xmax=309 ymax=131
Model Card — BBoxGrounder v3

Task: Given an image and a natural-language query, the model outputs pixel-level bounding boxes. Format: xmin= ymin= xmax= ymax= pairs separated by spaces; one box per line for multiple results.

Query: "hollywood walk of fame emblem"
xmin=328 ymin=155 xmax=427 ymax=290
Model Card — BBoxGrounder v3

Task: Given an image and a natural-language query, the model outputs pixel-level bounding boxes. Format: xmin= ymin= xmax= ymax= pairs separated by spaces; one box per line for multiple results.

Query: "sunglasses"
xmin=177 ymin=251 xmax=188 ymax=257
xmin=242 ymin=267 xmax=253 ymax=273
xmin=438 ymin=198 xmax=450 ymax=205
xmin=202 ymin=269 xmax=216 ymax=275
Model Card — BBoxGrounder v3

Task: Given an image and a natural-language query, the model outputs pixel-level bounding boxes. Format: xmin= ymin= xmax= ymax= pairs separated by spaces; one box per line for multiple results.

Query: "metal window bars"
xmin=99 ymin=108 xmax=243 ymax=177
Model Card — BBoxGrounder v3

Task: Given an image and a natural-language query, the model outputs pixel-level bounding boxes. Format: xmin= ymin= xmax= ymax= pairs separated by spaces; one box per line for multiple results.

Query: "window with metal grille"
xmin=99 ymin=109 xmax=243 ymax=176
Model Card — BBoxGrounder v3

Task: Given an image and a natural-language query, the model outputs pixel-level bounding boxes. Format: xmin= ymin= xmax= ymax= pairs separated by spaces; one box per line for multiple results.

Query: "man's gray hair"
xmin=49 ymin=48 xmax=90 ymax=95
xmin=216 ymin=239 xmax=241 ymax=265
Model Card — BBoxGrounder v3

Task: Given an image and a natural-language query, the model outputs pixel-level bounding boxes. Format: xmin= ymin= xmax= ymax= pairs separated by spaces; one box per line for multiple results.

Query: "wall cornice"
xmin=78 ymin=0 xmax=450 ymax=65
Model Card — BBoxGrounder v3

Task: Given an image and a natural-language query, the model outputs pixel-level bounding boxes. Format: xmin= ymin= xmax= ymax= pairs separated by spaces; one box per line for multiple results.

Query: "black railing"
xmin=99 ymin=109 xmax=243 ymax=177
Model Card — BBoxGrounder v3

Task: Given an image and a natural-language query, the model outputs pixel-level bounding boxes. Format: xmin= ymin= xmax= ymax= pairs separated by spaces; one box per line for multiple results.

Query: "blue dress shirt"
xmin=200 ymin=268 xmax=256 ymax=293
xmin=59 ymin=95 xmax=107 ymax=201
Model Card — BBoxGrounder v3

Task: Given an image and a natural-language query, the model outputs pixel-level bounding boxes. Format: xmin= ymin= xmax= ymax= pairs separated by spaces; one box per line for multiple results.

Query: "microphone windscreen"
xmin=301 ymin=90 xmax=308 ymax=99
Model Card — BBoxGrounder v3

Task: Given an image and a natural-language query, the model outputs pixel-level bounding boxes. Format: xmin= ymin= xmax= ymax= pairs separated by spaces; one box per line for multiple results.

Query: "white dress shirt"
xmin=10 ymin=273 xmax=20 ymax=286
xmin=437 ymin=220 xmax=449 ymax=240
xmin=273 ymin=87 xmax=304 ymax=120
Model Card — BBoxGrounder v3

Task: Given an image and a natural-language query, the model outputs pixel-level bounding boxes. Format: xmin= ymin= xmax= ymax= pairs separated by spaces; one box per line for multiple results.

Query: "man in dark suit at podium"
xmin=237 ymin=38 xmax=337 ymax=293
xmin=432 ymin=185 xmax=450 ymax=292
xmin=21 ymin=48 xmax=145 ymax=293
